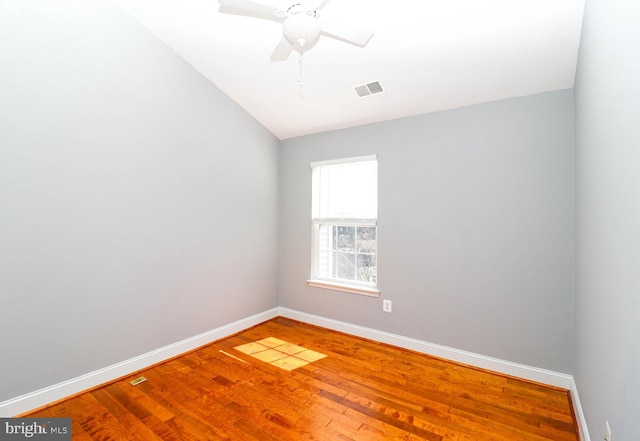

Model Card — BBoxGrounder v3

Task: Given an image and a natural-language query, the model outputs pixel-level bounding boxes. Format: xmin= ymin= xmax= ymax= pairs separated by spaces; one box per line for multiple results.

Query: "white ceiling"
xmin=115 ymin=0 xmax=585 ymax=140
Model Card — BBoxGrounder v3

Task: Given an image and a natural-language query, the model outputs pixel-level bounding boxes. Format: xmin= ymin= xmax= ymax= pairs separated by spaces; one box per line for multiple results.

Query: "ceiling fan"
xmin=218 ymin=0 xmax=374 ymax=62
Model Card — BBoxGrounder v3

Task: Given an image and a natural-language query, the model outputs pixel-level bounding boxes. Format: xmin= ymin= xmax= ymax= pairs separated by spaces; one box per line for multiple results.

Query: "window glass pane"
xmin=317 ymin=249 xmax=331 ymax=279
xmin=355 ymin=226 xmax=376 ymax=253
xmin=357 ymin=254 xmax=376 ymax=283
xmin=317 ymin=225 xmax=332 ymax=279
xmin=333 ymin=251 xmax=355 ymax=280
xmin=335 ymin=226 xmax=355 ymax=251
xmin=315 ymin=224 xmax=377 ymax=285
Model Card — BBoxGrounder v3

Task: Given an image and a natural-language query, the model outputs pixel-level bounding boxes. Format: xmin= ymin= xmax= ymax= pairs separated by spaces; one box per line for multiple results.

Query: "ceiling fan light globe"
xmin=283 ymin=13 xmax=321 ymax=53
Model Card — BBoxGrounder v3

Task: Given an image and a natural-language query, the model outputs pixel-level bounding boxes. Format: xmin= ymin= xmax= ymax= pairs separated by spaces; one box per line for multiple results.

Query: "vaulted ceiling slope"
xmin=115 ymin=0 xmax=585 ymax=140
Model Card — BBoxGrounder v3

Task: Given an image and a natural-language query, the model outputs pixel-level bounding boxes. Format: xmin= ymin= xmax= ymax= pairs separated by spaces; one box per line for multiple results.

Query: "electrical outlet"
xmin=604 ymin=421 xmax=612 ymax=441
xmin=383 ymin=300 xmax=392 ymax=313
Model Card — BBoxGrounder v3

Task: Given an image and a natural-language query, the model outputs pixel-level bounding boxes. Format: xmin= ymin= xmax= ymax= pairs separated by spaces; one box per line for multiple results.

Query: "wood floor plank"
xmin=24 ymin=317 xmax=579 ymax=440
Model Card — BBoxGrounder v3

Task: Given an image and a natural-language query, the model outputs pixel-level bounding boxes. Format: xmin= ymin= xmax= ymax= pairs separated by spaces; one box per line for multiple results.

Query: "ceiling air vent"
xmin=353 ymin=81 xmax=384 ymax=98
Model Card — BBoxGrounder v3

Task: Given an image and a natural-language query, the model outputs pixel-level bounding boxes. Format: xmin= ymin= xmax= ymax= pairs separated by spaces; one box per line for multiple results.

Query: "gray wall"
xmin=0 ymin=1 xmax=279 ymax=402
xmin=280 ymin=90 xmax=575 ymax=373
xmin=574 ymin=0 xmax=640 ymax=438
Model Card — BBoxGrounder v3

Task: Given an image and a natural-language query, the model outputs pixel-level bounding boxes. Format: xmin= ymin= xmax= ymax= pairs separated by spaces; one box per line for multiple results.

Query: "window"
xmin=308 ymin=156 xmax=378 ymax=296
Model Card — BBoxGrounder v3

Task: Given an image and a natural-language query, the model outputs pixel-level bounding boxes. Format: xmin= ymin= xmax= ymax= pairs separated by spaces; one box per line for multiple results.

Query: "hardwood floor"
xmin=26 ymin=317 xmax=579 ymax=440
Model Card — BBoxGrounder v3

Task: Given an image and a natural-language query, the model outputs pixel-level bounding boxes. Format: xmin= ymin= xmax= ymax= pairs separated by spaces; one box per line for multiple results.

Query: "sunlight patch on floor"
xmin=234 ymin=337 xmax=327 ymax=371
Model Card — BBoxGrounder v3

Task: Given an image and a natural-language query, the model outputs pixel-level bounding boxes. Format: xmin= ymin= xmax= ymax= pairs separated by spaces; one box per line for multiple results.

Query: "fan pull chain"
xmin=298 ymin=51 xmax=304 ymax=86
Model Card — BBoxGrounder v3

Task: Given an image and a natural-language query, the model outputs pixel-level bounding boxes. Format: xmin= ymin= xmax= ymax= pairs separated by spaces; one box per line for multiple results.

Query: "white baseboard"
xmin=278 ymin=307 xmax=573 ymax=388
xmin=569 ymin=377 xmax=591 ymax=441
xmin=0 ymin=308 xmax=279 ymax=417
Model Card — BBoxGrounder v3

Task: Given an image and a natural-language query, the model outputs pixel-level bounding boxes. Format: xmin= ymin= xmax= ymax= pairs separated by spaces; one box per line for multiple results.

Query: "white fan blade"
xmin=313 ymin=0 xmax=331 ymax=12
xmin=321 ymin=21 xmax=374 ymax=47
xmin=270 ymin=36 xmax=293 ymax=62
xmin=218 ymin=0 xmax=283 ymax=21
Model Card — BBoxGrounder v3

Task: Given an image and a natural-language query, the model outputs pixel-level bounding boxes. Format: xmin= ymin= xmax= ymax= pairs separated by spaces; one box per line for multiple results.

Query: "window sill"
xmin=307 ymin=279 xmax=380 ymax=297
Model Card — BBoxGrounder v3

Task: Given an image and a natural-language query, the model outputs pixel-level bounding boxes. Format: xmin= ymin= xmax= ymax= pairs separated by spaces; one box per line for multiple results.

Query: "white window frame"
xmin=307 ymin=155 xmax=379 ymax=297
